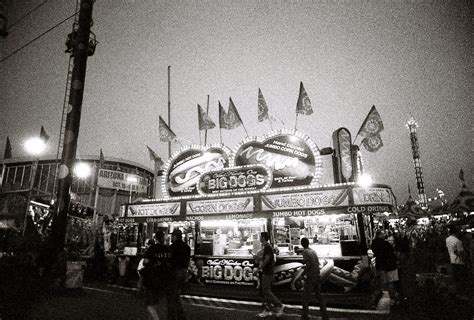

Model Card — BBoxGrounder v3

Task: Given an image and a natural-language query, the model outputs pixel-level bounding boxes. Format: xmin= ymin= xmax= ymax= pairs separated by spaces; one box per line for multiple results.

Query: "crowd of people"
xmin=137 ymin=228 xmax=191 ymax=320
xmin=371 ymin=216 xmax=473 ymax=305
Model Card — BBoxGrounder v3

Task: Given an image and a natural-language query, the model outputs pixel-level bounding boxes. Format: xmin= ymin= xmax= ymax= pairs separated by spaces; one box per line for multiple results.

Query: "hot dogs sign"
xmin=162 ymin=130 xmax=322 ymax=198
xmin=163 ymin=145 xmax=232 ymax=197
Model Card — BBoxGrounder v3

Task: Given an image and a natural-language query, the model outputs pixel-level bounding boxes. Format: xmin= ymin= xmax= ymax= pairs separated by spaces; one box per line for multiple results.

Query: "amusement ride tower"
xmin=406 ymin=117 xmax=428 ymax=208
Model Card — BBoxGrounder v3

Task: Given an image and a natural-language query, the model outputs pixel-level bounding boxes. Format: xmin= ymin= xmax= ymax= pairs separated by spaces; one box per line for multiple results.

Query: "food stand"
xmin=117 ymin=129 xmax=397 ymax=308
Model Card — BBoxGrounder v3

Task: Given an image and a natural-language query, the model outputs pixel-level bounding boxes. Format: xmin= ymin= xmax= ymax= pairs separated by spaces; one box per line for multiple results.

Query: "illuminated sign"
xmin=352 ymin=187 xmax=394 ymax=206
xmin=261 ymin=189 xmax=349 ymax=211
xmin=332 ymin=128 xmax=354 ymax=182
xmin=127 ymin=202 xmax=181 ymax=217
xmin=162 ymin=144 xmax=232 ymax=197
xmin=232 ymin=129 xmax=322 ymax=189
xmin=197 ymin=164 xmax=272 ymax=195
xmin=197 ymin=257 xmax=258 ymax=285
xmin=187 ymin=197 xmax=254 ymax=215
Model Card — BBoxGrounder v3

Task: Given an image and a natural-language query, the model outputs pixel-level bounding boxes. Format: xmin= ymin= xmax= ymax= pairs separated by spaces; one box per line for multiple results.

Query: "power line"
xmin=7 ymin=0 xmax=48 ymax=30
xmin=0 ymin=11 xmax=77 ymax=64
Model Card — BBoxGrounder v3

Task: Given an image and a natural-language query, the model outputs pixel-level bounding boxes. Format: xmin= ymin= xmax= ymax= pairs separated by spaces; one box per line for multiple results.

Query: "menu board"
xmin=290 ymin=228 xmax=300 ymax=245
xmin=274 ymin=225 xmax=290 ymax=245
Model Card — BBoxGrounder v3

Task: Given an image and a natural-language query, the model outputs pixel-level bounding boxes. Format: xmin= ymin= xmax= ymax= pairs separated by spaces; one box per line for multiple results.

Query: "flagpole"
xmin=167 ymin=65 xmax=171 ymax=159
xmin=241 ymin=123 xmax=249 ymax=137
xmin=219 ymin=127 xmax=223 ymax=144
xmin=295 ymin=113 xmax=299 ymax=130
xmin=204 ymin=95 xmax=209 ymax=145
xmin=198 ymin=105 xmax=202 ymax=145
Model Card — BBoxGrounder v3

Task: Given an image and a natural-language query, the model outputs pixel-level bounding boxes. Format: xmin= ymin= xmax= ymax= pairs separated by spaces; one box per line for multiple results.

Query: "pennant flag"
xmin=361 ymin=134 xmax=383 ymax=152
xmin=40 ymin=126 xmax=50 ymax=143
xmin=459 ymin=169 xmax=465 ymax=182
xmin=357 ymin=106 xmax=384 ymax=138
xmin=226 ymin=98 xmax=243 ymax=129
xmin=296 ymin=82 xmax=313 ymax=115
xmin=218 ymin=101 xmax=229 ymax=129
xmin=99 ymin=148 xmax=105 ymax=168
xmin=4 ymin=136 xmax=12 ymax=159
xmin=258 ymin=88 xmax=270 ymax=122
xmin=147 ymin=145 xmax=163 ymax=174
xmin=197 ymin=104 xmax=216 ymax=131
xmin=159 ymin=116 xmax=177 ymax=142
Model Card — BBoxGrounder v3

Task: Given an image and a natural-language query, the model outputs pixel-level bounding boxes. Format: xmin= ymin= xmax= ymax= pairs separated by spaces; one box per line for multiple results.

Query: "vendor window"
xmin=272 ymin=214 xmax=359 ymax=258
xmin=198 ymin=218 xmax=267 ymax=256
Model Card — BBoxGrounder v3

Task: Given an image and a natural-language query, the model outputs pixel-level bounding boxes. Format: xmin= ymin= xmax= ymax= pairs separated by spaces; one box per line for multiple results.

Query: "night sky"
xmin=0 ymin=0 xmax=472 ymax=205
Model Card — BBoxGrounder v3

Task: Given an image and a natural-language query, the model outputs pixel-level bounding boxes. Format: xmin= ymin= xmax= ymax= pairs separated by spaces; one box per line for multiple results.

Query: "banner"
xmin=97 ymin=169 xmax=148 ymax=193
xmin=352 ymin=187 xmax=394 ymax=206
xmin=261 ymin=189 xmax=349 ymax=211
xmin=127 ymin=202 xmax=180 ymax=217
xmin=187 ymin=197 xmax=254 ymax=215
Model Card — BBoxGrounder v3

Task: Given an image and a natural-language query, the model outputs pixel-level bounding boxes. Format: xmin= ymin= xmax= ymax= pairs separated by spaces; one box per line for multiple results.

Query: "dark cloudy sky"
xmin=0 ymin=0 xmax=472 ymax=204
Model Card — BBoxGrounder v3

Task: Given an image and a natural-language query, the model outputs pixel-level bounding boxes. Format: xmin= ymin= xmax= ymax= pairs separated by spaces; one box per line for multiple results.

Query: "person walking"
xmin=445 ymin=226 xmax=468 ymax=300
xmin=371 ymin=230 xmax=399 ymax=306
xmin=140 ymin=232 xmax=172 ymax=320
xmin=300 ymin=237 xmax=329 ymax=320
xmin=256 ymin=232 xmax=285 ymax=318
xmin=169 ymin=228 xmax=191 ymax=320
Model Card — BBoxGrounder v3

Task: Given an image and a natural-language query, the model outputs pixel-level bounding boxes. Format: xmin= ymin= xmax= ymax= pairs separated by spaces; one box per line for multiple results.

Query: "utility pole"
xmin=50 ymin=0 xmax=95 ymax=256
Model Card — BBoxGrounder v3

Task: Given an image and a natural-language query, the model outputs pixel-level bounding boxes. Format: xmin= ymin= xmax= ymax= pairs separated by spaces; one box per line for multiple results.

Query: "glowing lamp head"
xmin=74 ymin=162 xmax=92 ymax=179
xmin=358 ymin=174 xmax=373 ymax=188
xmin=24 ymin=137 xmax=46 ymax=156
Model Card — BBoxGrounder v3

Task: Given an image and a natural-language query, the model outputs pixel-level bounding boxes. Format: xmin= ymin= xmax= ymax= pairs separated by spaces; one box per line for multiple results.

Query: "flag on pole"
xmin=361 ymin=134 xmax=383 ymax=152
xmin=99 ymin=148 xmax=105 ymax=168
xmin=159 ymin=116 xmax=177 ymax=142
xmin=197 ymin=104 xmax=216 ymax=130
xmin=226 ymin=98 xmax=243 ymax=129
xmin=357 ymin=106 xmax=384 ymax=138
xmin=218 ymin=101 xmax=229 ymax=129
xmin=40 ymin=126 xmax=49 ymax=143
xmin=4 ymin=136 xmax=12 ymax=159
xmin=296 ymin=82 xmax=313 ymax=115
xmin=408 ymin=183 xmax=411 ymax=195
xmin=459 ymin=169 xmax=465 ymax=182
xmin=258 ymin=88 xmax=270 ymax=122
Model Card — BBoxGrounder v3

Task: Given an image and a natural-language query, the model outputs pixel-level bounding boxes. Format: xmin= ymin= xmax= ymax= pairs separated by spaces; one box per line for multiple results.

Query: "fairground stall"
xmin=118 ymin=129 xmax=396 ymax=308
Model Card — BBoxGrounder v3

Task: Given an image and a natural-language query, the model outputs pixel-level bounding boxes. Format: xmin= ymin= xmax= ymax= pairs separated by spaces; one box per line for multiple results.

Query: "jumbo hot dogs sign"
xmin=162 ymin=130 xmax=322 ymax=198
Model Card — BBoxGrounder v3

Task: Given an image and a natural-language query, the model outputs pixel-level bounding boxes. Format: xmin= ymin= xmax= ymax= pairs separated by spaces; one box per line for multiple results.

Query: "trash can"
xmin=65 ymin=261 xmax=86 ymax=288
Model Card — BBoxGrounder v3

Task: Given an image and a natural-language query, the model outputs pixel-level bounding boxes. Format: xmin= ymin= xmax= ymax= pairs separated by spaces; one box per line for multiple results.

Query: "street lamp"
xmin=357 ymin=174 xmax=373 ymax=188
xmin=23 ymin=137 xmax=47 ymax=235
xmin=73 ymin=162 xmax=92 ymax=179
xmin=127 ymin=175 xmax=138 ymax=203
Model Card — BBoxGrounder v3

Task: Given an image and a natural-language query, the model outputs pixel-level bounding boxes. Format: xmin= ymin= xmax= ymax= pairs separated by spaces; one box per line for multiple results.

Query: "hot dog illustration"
xmin=272 ymin=262 xmax=304 ymax=285
xmin=169 ymin=153 xmax=226 ymax=192
xmin=237 ymin=146 xmax=314 ymax=181
xmin=290 ymin=258 xmax=334 ymax=291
